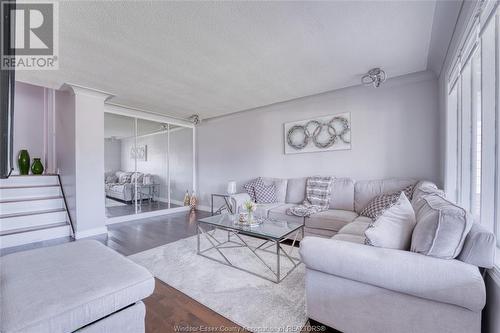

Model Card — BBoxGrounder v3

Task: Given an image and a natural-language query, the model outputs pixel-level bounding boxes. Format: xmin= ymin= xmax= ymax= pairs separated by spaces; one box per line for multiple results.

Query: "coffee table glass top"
xmin=198 ymin=214 xmax=303 ymax=240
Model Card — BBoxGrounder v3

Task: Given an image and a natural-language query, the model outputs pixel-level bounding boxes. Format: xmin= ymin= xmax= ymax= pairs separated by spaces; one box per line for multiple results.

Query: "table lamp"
xmin=227 ymin=181 xmax=237 ymax=195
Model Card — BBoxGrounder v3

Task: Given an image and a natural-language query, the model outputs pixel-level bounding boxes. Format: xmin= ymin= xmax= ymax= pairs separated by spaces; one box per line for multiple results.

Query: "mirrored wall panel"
xmin=104 ymin=112 xmax=194 ymax=218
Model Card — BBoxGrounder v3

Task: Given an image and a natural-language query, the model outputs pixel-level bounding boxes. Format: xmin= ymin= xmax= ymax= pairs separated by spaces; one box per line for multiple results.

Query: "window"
xmin=445 ymin=3 xmax=499 ymax=246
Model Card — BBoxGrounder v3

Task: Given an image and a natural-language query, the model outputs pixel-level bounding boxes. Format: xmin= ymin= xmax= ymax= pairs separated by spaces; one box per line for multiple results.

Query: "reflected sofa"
xmin=105 ymin=171 xmax=153 ymax=202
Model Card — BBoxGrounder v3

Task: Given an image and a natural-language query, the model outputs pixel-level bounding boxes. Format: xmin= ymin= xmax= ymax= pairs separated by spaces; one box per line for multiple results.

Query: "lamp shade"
xmin=227 ymin=181 xmax=237 ymax=195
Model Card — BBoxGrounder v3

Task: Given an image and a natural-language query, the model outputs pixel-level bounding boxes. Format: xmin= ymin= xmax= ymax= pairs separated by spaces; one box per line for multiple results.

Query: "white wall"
xmin=196 ymin=71 xmax=440 ymax=206
xmin=13 ymin=82 xmax=45 ymax=173
xmin=104 ymin=138 xmax=121 ymax=173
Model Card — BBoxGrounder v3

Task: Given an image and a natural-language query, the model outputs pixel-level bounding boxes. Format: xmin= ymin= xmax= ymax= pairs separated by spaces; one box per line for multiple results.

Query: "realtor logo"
xmin=1 ymin=1 xmax=58 ymax=70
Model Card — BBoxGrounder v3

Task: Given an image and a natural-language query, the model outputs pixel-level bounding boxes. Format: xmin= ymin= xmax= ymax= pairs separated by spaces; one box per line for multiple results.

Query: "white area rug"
xmin=105 ymin=198 xmax=127 ymax=207
xmin=128 ymin=231 xmax=306 ymax=332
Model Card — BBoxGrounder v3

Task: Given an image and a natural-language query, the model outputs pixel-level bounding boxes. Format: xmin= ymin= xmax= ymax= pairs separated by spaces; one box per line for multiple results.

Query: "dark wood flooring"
xmin=2 ymin=209 xmax=337 ymax=332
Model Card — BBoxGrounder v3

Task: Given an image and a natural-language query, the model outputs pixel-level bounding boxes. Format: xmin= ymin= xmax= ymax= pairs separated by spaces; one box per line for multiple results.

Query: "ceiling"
xmin=17 ymin=1 xmax=446 ymax=120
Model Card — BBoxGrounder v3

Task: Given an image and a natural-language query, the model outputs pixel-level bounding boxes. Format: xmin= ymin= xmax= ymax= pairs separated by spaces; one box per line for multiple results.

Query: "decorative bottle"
xmin=183 ymin=190 xmax=190 ymax=206
xmin=190 ymin=191 xmax=198 ymax=210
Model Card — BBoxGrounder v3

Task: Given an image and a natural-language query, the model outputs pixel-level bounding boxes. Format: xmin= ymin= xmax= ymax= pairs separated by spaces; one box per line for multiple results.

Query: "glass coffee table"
xmin=197 ymin=214 xmax=304 ymax=283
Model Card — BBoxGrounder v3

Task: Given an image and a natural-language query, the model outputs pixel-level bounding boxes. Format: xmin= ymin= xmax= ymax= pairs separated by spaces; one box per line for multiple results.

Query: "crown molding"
xmin=61 ymin=83 xmax=115 ymax=101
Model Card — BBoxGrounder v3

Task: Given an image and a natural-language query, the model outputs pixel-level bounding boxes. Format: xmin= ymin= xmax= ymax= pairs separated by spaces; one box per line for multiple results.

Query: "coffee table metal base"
xmin=197 ymin=224 xmax=302 ymax=283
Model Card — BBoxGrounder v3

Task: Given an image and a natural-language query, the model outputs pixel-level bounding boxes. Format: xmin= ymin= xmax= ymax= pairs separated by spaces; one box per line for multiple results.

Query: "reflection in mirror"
xmin=104 ymin=113 xmax=137 ymax=218
xmin=104 ymin=112 xmax=194 ymax=219
xmin=135 ymin=118 xmax=172 ymax=212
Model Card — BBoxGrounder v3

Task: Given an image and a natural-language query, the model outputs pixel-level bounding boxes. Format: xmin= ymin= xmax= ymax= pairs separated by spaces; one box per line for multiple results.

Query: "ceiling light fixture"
xmin=188 ymin=114 xmax=201 ymax=125
xmin=361 ymin=68 xmax=387 ymax=88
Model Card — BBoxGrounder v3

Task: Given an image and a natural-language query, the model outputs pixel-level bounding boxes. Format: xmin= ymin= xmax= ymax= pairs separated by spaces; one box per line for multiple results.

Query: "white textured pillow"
xmin=411 ymin=193 xmax=473 ymax=259
xmin=364 ymin=192 xmax=416 ymax=250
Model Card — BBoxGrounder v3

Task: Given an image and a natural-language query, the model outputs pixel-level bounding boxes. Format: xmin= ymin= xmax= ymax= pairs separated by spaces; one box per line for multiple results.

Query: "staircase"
xmin=0 ymin=175 xmax=74 ymax=249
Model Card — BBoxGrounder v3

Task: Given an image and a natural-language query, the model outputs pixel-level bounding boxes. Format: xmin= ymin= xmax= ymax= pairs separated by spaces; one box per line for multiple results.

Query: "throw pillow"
xmin=105 ymin=175 xmax=118 ymax=184
xmin=254 ymin=184 xmax=278 ymax=204
xmin=411 ymin=181 xmax=445 ymax=208
xmin=243 ymin=177 xmax=264 ymax=202
xmin=364 ymin=192 xmax=416 ymax=250
xmin=411 ymin=193 xmax=473 ymax=259
xmin=360 ymin=185 xmax=415 ymax=219
xmin=119 ymin=172 xmax=133 ymax=183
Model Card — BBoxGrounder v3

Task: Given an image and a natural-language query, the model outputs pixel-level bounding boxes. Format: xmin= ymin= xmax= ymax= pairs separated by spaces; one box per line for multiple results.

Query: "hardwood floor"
xmin=1 ymin=209 xmax=336 ymax=332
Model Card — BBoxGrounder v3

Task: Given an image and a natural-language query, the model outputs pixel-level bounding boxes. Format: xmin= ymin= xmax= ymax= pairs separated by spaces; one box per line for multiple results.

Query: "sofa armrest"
xmin=229 ymin=193 xmax=251 ymax=214
xmin=299 ymin=236 xmax=485 ymax=312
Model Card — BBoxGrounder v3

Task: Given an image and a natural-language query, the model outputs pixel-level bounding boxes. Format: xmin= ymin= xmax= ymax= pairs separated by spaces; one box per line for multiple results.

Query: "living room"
xmin=0 ymin=1 xmax=499 ymax=333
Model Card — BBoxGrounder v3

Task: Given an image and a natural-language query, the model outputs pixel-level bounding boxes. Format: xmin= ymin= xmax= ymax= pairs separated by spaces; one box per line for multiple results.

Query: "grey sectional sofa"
xmin=230 ymin=177 xmax=496 ymax=333
xmin=231 ymin=177 xmax=418 ymax=238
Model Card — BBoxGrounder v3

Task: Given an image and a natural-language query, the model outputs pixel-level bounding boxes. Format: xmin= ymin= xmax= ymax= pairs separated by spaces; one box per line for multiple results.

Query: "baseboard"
xmin=105 ymin=206 xmax=190 ymax=225
xmin=75 ymin=226 xmax=108 ymax=239
xmin=157 ymin=196 xmax=211 ymax=212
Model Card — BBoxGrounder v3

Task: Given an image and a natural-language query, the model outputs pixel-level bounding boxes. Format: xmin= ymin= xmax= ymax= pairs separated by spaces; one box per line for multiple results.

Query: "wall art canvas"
xmin=284 ymin=112 xmax=351 ymax=154
xmin=130 ymin=145 xmax=147 ymax=161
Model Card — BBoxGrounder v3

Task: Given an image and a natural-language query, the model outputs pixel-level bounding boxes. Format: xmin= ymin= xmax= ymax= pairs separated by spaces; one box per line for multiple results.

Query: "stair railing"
xmin=56 ymin=174 xmax=75 ymax=237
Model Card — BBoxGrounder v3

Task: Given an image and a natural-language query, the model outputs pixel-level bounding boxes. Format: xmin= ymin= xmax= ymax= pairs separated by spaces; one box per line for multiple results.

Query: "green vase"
xmin=31 ymin=158 xmax=44 ymax=175
xmin=18 ymin=149 xmax=30 ymax=175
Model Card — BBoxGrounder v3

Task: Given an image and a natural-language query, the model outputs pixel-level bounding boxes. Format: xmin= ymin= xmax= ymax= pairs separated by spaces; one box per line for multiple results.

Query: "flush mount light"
xmin=361 ymin=68 xmax=387 ymax=88
xmin=187 ymin=114 xmax=201 ymax=125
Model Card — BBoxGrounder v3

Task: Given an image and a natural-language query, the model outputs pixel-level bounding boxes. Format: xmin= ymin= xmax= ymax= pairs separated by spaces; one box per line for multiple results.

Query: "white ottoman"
xmin=0 ymin=240 xmax=154 ymax=333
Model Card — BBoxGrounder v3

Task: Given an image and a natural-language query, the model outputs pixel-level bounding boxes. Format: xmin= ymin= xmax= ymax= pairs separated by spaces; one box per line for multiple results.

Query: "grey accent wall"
xmin=196 ymin=71 xmax=440 ymax=207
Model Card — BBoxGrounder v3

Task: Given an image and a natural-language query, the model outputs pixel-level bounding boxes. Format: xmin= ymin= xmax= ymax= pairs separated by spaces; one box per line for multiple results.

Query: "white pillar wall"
xmin=62 ymin=84 xmax=113 ymax=239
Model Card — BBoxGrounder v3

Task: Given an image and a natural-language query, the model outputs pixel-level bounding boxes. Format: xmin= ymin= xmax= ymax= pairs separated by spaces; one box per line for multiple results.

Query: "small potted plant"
xmin=241 ymin=200 xmax=256 ymax=223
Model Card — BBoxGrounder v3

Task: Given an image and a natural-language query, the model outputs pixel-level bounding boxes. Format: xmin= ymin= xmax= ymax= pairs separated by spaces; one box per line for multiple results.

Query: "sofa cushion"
xmin=286 ymin=177 xmax=307 ymax=204
xmin=306 ymin=209 xmax=358 ymax=232
xmin=268 ymin=203 xmax=305 ymax=224
xmin=305 ymin=227 xmax=337 ymax=238
xmin=262 ymin=177 xmax=288 ymax=203
xmin=354 ymin=178 xmax=416 ymax=213
xmin=458 ymin=222 xmax=497 ymax=268
xmin=365 ymin=192 xmax=416 ymax=250
xmin=329 ymin=177 xmax=355 ymax=211
xmin=0 ymin=240 xmax=154 ymax=333
xmin=254 ymin=184 xmax=278 ymax=204
xmin=411 ymin=194 xmax=473 ymax=259
xmin=255 ymin=203 xmax=285 ymax=218
xmin=338 ymin=219 xmax=370 ymax=236
xmin=331 ymin=233 xmax=366 ymax=244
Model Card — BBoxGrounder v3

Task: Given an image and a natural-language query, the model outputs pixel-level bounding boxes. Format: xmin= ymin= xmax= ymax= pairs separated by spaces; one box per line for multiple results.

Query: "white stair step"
xmin=0 ymin=197 xmax=64 ymax=215
xmin=0 ymin=209 xmax=67 ymax=233
xmin=0 ymin=224 xmax=70 ymax=249
xmin=0 ymin=186 xmax=61 ymax=201
xmin=0 ymin=175 xmax=59 ymax=187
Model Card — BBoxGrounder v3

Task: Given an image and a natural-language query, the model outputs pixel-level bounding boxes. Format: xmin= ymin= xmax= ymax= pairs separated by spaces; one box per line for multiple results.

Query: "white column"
xmin=62 ymin=84 xmax=114 ymax=239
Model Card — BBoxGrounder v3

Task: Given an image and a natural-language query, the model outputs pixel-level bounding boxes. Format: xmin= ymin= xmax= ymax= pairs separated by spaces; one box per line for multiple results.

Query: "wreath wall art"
xmin=284 ymin=112 xmax=351 ymax=154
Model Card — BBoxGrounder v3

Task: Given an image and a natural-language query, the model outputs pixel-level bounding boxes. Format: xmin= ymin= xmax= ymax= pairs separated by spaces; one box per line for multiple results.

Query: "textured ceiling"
xmin=17 ymin=1 xmax=436 ymax=120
